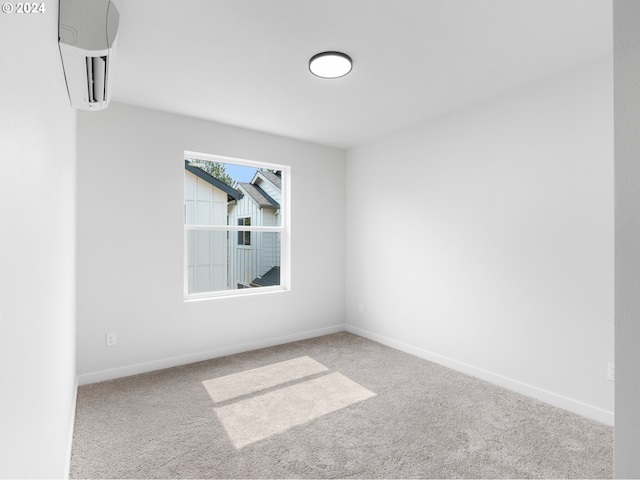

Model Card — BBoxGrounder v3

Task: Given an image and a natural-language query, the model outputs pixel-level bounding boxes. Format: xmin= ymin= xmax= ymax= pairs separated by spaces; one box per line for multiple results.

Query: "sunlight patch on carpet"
xmin=204 ymin=359 xmax=376 ymax=449
xmin=203 ymin=356 xmax=328 ymax=403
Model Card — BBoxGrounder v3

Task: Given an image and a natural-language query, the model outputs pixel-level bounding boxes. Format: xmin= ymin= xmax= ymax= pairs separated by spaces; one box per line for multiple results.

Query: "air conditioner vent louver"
xmin=59 ymin=0 xmax=119 ymax=111
xmin=86 ymin=56 xmax=107 ymax=104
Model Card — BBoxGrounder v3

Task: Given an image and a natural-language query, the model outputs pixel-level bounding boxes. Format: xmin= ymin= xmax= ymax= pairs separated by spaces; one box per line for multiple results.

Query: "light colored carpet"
xmin=70 ymin=332 xmax=613 ymax=479
xmin=211 ymin=368 xmax=376 ymax=449
xmin=202 ymin=355 xmax=329 ymax=403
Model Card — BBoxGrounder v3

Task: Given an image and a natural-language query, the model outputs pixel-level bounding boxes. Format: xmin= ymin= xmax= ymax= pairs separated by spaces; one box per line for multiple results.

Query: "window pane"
xmin=236 ymin=229 xmax=251 ymax=246
xmin=231 ymin=231 xmax=280 ymax=288
xmin=187 ymin=230 xmax=281 ymax=293
xmin=184 ymin=154 xmax=287 ymax=298
xmin=187 ymin=230 xmax=228 ymax=294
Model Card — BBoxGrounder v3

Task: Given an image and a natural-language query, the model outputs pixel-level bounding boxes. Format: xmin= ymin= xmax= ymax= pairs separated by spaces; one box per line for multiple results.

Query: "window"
xmin=184 ymin=151 xmax=289 ymax=299
xmin=237 ymin=217 xmax=251 ymax=246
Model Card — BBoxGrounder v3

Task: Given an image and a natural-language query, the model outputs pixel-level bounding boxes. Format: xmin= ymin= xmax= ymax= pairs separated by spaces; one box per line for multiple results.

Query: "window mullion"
xmin=185 ymin=225 xmax=283 ymax=232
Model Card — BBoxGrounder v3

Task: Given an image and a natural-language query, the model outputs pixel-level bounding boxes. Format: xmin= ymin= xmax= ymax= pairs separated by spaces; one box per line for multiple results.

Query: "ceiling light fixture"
xmin=309 ymin=51 xmax=353 ymax=79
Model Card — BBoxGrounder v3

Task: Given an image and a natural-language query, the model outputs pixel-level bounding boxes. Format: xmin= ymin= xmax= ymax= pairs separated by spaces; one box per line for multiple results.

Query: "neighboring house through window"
xmin=183 ymin=152 xmax=289 ymax=299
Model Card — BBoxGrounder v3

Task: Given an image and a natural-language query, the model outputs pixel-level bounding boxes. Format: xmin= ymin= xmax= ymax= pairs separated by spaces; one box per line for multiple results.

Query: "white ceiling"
xmin=111 ymin=0 xmax=612 ymax=149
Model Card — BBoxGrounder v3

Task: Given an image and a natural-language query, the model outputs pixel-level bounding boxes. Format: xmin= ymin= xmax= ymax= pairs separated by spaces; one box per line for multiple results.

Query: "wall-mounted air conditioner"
xmin=59 ymin=0 xmax=120 ymax=111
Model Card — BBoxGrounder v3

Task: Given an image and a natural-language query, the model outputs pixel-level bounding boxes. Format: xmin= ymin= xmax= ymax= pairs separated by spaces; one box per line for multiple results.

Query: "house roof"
xmin=251 ymin=267 xmax=280 ymax=287
xmin=256 ymin=170 xmax=281 ymax=189
xmin=184 ymin=160 xmax=243 ymax=201
xmin=237 ymin=182 xmax=279 ymax=209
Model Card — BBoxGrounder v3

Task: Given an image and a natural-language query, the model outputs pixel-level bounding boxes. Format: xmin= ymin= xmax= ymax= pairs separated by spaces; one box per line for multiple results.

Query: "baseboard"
xmin=64 ymin=377 xmax=78 ymax=479
xmin=76 ymin=322 xmax=614 ymax=425
xmin=345 ymin=324 xmax=614 ymax=426
xmin=77 ymin=324 xmax=345 ymax=386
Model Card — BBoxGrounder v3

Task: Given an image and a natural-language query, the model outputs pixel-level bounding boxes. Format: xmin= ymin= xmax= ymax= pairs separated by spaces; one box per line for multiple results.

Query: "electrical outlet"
xmin=106 ymin=332 xmax=117 ymax=347
xmin=607 ymin=362 xmax=615 ymax=382
xmin=358 ymin=303 xmax=364 ymax=314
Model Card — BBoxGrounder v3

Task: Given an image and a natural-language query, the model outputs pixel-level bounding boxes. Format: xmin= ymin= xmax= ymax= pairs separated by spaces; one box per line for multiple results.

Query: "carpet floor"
xmin=70 ymin=332 xmax=613 ymax=479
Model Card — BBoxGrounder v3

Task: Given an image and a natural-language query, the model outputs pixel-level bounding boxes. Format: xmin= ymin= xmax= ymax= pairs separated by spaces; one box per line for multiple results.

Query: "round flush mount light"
xmin=309 ymin=51 xmax=353 ymax=79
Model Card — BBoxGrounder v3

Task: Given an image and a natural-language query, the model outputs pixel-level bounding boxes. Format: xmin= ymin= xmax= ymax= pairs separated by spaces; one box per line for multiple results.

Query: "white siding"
xmin=229 ymin=187 xmax=261 ymax=287
xmin=229 ymin=184 xmax=281 ymax=288
xmin=261 ymin=210 xmax=279 ymax=275
xmin=185 ymin=171 xmax=228 ymax=293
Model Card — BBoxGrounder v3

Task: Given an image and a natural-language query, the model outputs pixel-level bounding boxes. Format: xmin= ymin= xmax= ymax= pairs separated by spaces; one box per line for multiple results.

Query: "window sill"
xmin=184 ymin=285 xmax=289 ymax=302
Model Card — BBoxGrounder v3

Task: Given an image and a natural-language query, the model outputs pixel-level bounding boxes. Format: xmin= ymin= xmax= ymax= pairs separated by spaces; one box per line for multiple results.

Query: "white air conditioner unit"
xmin=59 ymin=0 xmax=119 ymax=111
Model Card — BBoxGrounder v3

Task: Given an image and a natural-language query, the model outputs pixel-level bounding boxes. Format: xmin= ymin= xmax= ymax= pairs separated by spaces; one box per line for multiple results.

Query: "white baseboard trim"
xmin=345 ymin=324 xmax=614 ymax=426
xmin=64 ymin=377 xmax=78 ymax=479
xmin=77 ymin=324 xmax=345 ymax=386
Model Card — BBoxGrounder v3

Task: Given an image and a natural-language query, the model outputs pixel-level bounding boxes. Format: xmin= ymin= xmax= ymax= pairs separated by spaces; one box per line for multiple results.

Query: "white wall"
xmin=345 ymin=59 xmax=614 ymax=424
xmin=76 ymin=103 xmax=345 ymax=382
xmin=614 ymin=0 xmax=640 ymax=476
xmin=0 ymin=6 xmax=77 ymax=479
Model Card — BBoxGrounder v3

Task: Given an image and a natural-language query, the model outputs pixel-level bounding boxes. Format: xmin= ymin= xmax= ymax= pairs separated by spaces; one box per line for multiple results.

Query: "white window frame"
xmin=184 ymin=151 xmax=291 ymax=301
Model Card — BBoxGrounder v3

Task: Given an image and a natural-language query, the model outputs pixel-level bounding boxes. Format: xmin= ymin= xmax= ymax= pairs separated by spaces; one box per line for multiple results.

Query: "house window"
xmin=184 ymin=151 xmax=289 ymax=299
xmin=237 ymin=217 xmax=251 ymax=246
